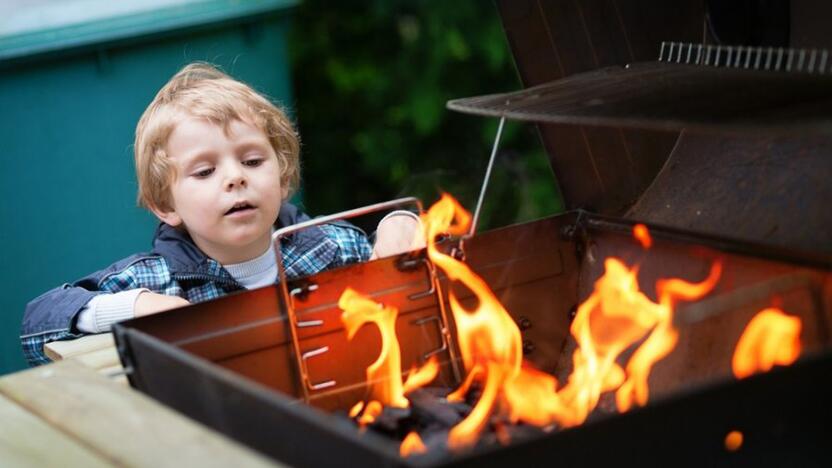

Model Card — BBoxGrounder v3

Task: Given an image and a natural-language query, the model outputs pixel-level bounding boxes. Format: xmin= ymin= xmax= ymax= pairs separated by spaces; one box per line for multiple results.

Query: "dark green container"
xmin=0 ymin=0 xmax=297 ymax=374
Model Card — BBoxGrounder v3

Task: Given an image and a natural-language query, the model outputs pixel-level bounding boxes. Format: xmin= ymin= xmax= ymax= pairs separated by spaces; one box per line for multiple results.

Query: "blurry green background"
xmin=290 ymin=1 xmax=562 ymax=230
xmin=0 ymin=0 xmax=561 ymax=375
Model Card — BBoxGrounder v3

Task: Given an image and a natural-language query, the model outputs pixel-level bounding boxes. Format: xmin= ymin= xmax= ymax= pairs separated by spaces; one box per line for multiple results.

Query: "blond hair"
xmin=134 ymin=62 xmax=300 ymax=211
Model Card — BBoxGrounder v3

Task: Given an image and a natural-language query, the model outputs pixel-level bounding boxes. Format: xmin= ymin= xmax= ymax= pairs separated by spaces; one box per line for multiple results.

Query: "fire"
xmin=732 ymin=307 xmax=802 ymax=379
xmin=403 ymin=356 xmax=439 ymax=394
xmin=419 ymin=194 xmax=722 ymax=448
xmin=340 ymin=287 xmax=409 ymax=408
xmin=338 ymin=288 xmax=440 ymax=431
xmin=633 ymin=223 xmax=652 ymax=249
xmin=340 ymin=193 xmax=729 ymax=454
xmin=724 ymin=430 xmax=743 ymax=451
xmin=400 ymin=431 xmax=427 ymax=456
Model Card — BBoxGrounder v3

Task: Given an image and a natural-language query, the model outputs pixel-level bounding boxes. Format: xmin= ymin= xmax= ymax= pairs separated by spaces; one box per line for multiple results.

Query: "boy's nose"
xmin=225 ymin=170 xmax=247 ymax=190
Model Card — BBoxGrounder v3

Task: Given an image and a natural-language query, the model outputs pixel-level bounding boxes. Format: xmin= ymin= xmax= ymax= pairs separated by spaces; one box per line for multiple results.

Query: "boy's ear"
xmin=281 ymin=185 xmax=289 ymax=201
xmin=149 ymin=203 xmax=183 ymax=227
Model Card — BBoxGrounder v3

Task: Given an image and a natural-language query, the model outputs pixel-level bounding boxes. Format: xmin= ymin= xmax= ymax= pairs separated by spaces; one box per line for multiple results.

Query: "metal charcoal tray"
xmin=113 ymin=211 xmax=832 ymax=467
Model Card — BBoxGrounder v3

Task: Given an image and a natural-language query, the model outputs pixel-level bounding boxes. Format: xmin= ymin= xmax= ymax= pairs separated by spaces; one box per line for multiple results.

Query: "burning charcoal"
xmin=464 ymin=382 xmax=483 ymax=407
xmin=448 ymin=400 xmax=472 ymax=417
xmin=494 ymin=422 xmax=547 ymax=445
xmin=422 ymin=386 xmax=452 ymax=398
xmin=369 ymin=406 xmax=411 ymax=436
xmin=407 ymin=389 xmax=463 ymax=428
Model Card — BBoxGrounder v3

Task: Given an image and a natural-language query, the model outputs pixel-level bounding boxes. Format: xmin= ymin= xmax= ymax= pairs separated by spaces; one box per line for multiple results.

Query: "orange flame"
xmin=615 ymin=258 xmax=723 ymax=411
xmin=403 ymin=356 xmax=439 ymax=394
xmin=339 ymin=288 xmax=440 ymax=437
xmin=340 ymin=287 xmax=409 ymax=408
xmin=357 ymin=400 xmax=383 ymax=426
xmin=349 ymin=401 xmax=364 ymax=418
xmin=400 ymin=431 xmax=427 ymax=457
xmin=724 ymin=430 xmax=743 ymax=451
xmin=421 ymin=195 xmax=524 ymax=448
xmin=418 ymin=195 xmax=722 ymax=448
xmin=732 ymin=307 xmax=802 ymax=379
xmin=633 ymin=223 xmax=652 ymax=249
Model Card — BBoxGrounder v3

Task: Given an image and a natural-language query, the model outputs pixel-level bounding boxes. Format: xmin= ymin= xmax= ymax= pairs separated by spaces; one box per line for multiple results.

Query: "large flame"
xmin=732 ymin=307 xmax=802 ymax=379
xmin=341 ymin=194 xmax=730 ymax=454
xmin=419 ymin=194 xmax=722 ymax=448
xmin=340 ymin=287 xmax=409 ymax=408
xmin=339 ymin=287 xmax=440 ymax=432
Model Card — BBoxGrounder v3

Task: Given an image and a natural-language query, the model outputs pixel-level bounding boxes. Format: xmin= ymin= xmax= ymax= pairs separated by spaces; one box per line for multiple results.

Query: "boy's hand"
xmin=134 ymin=291 xmax=190 ymax=317
xmin=371 ymin=211 xmax=426 ymax=260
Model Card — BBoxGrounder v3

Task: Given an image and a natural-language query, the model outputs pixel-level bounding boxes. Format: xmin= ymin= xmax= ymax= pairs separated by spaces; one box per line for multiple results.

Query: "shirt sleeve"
xmin=75 ymin=288 xmax=149 ymax=333
xmin=21 ymin=255 xmax=173 ymax=367
xmin=320 ymin=223 xmax=373 ymax=267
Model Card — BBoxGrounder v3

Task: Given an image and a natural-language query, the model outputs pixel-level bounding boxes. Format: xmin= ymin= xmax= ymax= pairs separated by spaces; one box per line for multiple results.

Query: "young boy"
xmin=20 ymin=63 xmax=423 ymax=366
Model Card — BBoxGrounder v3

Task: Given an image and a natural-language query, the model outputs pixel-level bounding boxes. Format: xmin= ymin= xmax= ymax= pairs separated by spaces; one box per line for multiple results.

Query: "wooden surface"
xmin=45 ymin=333 xmax=116 ymax=361
xmin=0 ymin=360 xmax=285 ymax=467
xmin=44 ymin=333 xmax=125 ymax=384
xmin=0 ymin=392 xmax=110 ymax=467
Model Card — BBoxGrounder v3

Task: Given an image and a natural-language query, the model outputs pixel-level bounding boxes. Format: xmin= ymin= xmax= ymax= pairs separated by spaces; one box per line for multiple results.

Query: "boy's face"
xmin=154 ymin=116 xmax=287 ymax=264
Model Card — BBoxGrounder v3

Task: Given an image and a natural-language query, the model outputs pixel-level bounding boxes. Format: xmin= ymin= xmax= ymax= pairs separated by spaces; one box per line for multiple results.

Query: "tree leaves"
xmin=290 ymin=0 xmax=562 ymax=230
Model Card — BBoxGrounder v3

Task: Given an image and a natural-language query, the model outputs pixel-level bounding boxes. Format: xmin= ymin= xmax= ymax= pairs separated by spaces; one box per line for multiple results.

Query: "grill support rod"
xmin=469 ymin=115 xmax=506 ymax=237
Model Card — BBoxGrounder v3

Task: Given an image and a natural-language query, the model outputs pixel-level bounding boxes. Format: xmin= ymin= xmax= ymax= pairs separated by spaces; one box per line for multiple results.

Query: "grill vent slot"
xmin=659 ymin=41 xmax=830 ymax=74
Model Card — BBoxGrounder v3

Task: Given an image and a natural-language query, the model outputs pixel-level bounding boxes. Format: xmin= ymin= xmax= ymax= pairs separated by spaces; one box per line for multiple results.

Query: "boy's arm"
xmin=316 ymin=210 xmax=424 ymax=270
xmin=20 ymin=255 xmax=187 ymax=366
xmin=21 ymin=284 xmax=101 ymax=366
xmin=76 ymin=289 xmax=190 ymax=333
xmin=75 ymin=289 xmax=149 ymax=333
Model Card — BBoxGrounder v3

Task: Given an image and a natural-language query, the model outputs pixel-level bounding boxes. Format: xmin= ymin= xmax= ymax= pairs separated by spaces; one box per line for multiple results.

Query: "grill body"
xmin=114 ymin=212 xmax=832 ymax=467
xmin=114 ymin=1 xmax=832 ymax=465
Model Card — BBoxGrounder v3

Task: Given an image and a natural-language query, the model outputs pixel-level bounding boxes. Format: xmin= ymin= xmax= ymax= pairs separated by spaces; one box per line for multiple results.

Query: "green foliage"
xmin=289 ymin=0 xmax=563 ymax=231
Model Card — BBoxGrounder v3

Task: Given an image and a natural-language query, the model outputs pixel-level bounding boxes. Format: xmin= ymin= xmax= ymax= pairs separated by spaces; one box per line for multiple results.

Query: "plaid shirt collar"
xmin=150 ymin=202 xmax=332 ymax=283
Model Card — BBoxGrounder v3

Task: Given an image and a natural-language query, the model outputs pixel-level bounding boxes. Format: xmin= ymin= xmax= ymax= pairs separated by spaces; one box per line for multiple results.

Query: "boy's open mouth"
xmin=225 ymin=201 xmax=256 ymax=215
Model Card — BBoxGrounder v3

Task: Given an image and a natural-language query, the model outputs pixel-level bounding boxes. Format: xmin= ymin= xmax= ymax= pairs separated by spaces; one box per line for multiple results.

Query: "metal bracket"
xmin=301 ymin=346 xmax=336 ymax=390
xmin=412 ymin=316 xmax=449 ymax=360
xmin=272 ymin=198 xmax=428 ymax=402
xmin=406 ymin=257 xmax=438 ymax=300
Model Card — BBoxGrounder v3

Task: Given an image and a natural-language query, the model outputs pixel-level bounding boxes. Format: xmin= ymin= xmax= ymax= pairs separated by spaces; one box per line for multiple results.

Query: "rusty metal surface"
xmin=450 ymin=214 xmax=580 ymax=375
xmin=627 ymin=131 xmax=832 ymax=255
xmin=556 ymin=214 xmax=832 ymax=406
xmin=494 ymin=0 xmax=697 ymax=215
xmin=116 ymin=254 xmax=455 ymax=411
xmin=114 ymin=210 xmax=832 ymax=467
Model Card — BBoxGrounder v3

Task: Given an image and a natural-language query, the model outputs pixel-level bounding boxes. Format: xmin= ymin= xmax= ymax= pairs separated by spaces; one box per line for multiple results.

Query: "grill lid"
xmin=448 ymin=0 xmax=832 ymax=255
xmin=447 ymin=60 xmax=832 ymax=134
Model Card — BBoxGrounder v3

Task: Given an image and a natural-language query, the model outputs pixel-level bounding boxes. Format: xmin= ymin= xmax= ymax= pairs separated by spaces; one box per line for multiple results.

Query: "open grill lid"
xmin=446 ymin=60 xmax=832 ymax=133
xmin=448 ymin=0 xmax=832 ymax=256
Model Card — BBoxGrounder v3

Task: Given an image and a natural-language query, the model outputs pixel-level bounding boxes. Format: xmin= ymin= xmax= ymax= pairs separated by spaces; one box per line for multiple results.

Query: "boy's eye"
xmin=193 ymin=167 xmax=215 ymax=178
xmin=243 ymin=158 xmax=263 ymax=167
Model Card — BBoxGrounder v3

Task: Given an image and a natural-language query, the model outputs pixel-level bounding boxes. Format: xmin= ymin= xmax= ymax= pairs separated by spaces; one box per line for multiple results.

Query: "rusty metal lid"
xmin=447 ymin=61 xmax=832 ymax=134
xmin=446 ymin=0 xmax=832 ymax=254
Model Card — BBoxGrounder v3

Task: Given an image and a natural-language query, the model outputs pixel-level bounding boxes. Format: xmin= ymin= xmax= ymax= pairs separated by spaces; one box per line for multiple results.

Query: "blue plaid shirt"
xmin=21 ymin=203 xmax=371 ymax=366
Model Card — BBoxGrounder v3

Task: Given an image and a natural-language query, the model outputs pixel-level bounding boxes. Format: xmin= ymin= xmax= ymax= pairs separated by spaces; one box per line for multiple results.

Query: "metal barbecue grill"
xmin=113 ymin=1 xmax=832 ymax=467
